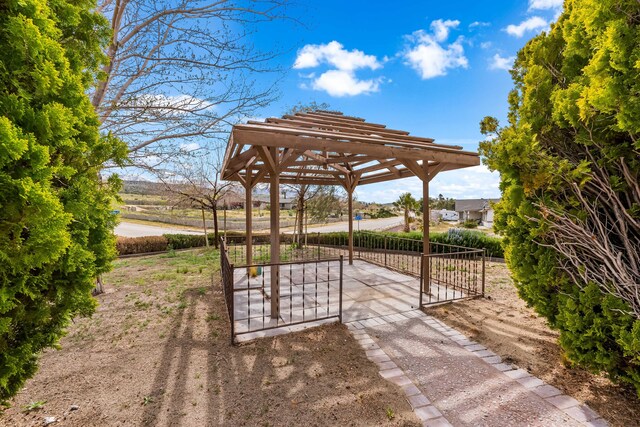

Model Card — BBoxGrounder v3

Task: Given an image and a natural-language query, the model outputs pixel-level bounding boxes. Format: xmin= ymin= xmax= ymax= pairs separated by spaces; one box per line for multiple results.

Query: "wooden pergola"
xmin=221 ymin=110 xmax=480 ymax=317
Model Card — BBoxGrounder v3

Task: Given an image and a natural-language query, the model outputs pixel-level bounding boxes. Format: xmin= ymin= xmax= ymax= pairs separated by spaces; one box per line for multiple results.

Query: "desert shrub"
xmin=432 ymin=229 xmax=503 ymax=258
xmin=480 ymin=0 xmax=640 ymax=394
xmin=462 ymin=219 xmax=478 ymax=229
xmin=116 ymin=236 xmax=168 ymax=255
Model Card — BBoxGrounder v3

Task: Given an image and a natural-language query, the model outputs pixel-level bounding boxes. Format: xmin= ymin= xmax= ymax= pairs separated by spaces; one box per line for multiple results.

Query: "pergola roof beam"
xmin=235 ymin=124 xmax=475 ymax=158
xmin=233 ymin=128 xmax=479 ymax=166
xmin=222 ymin=146 xmax=257 ymax=179
xmin=262 ymin=117 xmax=450 ymax=146
xmin=222 ymin=110 xmax=480 ymax=187
xmin=279 ymin=114 xmax=409 ymax=136
xmin=358 ymin=169 xmax=415 ymax=185
xmin=256 ymin=145 xmax=277 ymax=175
xmin=285 ymin=113 xmax=403 ymax=134
xmin=357 ymin=159 xmax=401 ymax=174
xmin=306 ymin=110 xmax=366 ymax=122
xmin=300 ymin=150 xmax=350 ymax=175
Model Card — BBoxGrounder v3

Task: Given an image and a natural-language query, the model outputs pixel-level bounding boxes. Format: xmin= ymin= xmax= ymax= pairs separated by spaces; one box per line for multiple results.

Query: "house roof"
xmin=455 ymin=198 xmax=500 ymax=212
xmin=221 ymin=110 xmax=480 ymax=187
xmin=253 ymin=194 xmax=295 ymax=204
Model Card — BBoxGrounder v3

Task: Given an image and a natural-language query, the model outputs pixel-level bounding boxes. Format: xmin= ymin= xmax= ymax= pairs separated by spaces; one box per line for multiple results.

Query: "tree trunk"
xmin=404 ymin=208 xmax=410 ymax=232
xmin=296 ymin=198 xmax=304 ymax=245
xmin=212 ymin=203 xmax=219 ymax=249
xmin=202 ymin=207 xmax=209 ymax=247
xmin=93 ymin=275 xmax=104 ymax=296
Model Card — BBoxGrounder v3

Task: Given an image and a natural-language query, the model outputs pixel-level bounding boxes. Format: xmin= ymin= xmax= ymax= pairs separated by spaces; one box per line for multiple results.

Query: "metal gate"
xmin=420 ymin=249 xmax=485 ymax=307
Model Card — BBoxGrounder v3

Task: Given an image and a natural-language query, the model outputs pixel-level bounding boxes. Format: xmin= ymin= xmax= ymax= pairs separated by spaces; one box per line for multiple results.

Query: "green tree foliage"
xmin=393 ymin=193 xmax=419 ymax=232
xmin=416 ymin=194 xmax=455 ymax=214
xmin=307 ymin=186 xmax=344 ymax=222
xmin=429 ymin=194 xmax=455 ymax=211
xmin=480 ymin=0 xmax=640 ymax=395
xmin=0 ymin=0 xmax=126 ymax=400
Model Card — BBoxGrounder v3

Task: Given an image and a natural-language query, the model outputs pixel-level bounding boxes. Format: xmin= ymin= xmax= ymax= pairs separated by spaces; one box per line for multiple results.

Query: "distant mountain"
xmin=121 ymin=180 xmax=167 ymax=195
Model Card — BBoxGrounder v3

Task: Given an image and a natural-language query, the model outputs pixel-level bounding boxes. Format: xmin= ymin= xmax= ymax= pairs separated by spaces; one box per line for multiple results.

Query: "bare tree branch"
xmin=531 ymin=148 xmax=640 ymax=318
xmin=92 ymin=0 xmax=290 ymax=170
xmin=155 ymin=149 xmax=238 ymax=248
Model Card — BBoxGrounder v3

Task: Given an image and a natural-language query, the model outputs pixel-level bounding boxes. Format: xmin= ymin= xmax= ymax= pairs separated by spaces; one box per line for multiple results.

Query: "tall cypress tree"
xmin=0 ymin=0 xmax=126 ymax=400
xmin=481 ymin=0 xmax=640 ymax=395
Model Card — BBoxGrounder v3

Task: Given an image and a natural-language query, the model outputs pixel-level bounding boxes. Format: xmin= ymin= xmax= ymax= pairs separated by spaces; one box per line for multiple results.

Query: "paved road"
xmin=299 ymin=216 xmax=403 ymax=233
xmin=115 ymin=222 xmax=203 ymax=237
xmin=115 ymin=216 xmax=403 ymax=237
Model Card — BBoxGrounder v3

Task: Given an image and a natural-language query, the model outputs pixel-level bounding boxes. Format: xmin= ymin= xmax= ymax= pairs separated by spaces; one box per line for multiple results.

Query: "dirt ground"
xmin=1 ymin=249 xmax=419 ymax=427
xmin=427 ymin=261 xmax=640 ymax=427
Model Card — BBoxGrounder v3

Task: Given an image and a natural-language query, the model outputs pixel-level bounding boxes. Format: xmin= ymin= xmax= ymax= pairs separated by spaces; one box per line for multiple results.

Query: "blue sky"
xmin=244 ymin=0 xmax=563 ymax=203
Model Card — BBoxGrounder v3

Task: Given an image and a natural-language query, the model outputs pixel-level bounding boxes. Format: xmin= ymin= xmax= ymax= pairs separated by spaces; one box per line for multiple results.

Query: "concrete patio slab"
xmin=232 ymin=260 xmax=422 ymax=334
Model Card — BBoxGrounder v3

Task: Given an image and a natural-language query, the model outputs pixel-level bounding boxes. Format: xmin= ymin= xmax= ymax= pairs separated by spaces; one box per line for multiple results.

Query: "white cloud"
xmin=430 ymin=19 xmax=460 ymax=42
xmin=312 ymin=70 xmax=381 ymax=97
xmin=480 ymin=41 xmax=493 ymax=50
xmin=403 ymin=21 xmax=468 ymax=80
xmin=489 ymin=53 xmax=515 ymax=71
xmin=293 ymin=41 xmax=380 ymax=71
xmin=469 ymin=21 xmax=491 ymax=29
xmin=505 ymin=16 xmax=548 ymax=37
xmin=294 ymin=41 xmax=383 ymax=97
xmin=528 ymin=0 xmax=563 ymax=10
xmin=179 ymin=142 xmax=200 ymax=152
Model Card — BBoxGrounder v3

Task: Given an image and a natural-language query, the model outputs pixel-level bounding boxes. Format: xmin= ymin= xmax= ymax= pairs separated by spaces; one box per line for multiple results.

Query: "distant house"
xmin=218 ymin=190 xmax=245 ymax=209
xmin=253 ymin=194 xmax=295 ymax=210
xmin=455 ymin=198 xmax=500 ymax=227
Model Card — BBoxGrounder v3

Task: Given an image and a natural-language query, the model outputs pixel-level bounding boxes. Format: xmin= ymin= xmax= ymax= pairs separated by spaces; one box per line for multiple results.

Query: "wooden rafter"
xmin=261 ymin=117 xmax=463 ymax=148
xmin=300 ymin=150 xmax=350 ymax=175
xmin=222 ymin=110 xmax=480 ymax=187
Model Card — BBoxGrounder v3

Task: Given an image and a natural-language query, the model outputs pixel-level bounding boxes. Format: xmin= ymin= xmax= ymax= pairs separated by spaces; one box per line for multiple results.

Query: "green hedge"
xmin=116 ymin=229 xmax=504 ymax=258
xmin=116 ymin=231 xmax=246 ymax=255
xmin=432 ymin=229 xmax=503 ymax=258
xmin=116 ymin=236 xmax=168 ymax=255
xmin=164 ymin=231 xmax=250 ymax=250
xmin=312 ymin=229 xmax=503 ymax=258
xmin=163 ymin=233 xmax=207 ymax=250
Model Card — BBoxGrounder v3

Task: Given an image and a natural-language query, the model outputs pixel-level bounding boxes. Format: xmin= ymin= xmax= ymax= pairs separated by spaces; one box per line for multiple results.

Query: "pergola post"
xmin=422 ymin=162 xmax=430 ymax=294
xmin=268 ymin=148 xmax=280 ymax=319
xmin=347 ymin=187 xmax=354 ymax=265
xmin=340 ymin=173 xmax=359 ymax=266
xmin=245 ymin=169 xmax=253 ymax=266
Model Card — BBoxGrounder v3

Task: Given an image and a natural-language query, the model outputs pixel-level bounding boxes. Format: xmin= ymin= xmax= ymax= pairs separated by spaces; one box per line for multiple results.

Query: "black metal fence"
xmin=220 ymin=239 xmax=236 ymax=343
xmin=224 ymin=231 xmax=483 ymax=269
xmin=223 ymin=233 xmax=349 ymax=266
xmin=221 ymin=232 xmax=485 ymax=341
xmin=220 ymin=238 xmax=343 ymax=343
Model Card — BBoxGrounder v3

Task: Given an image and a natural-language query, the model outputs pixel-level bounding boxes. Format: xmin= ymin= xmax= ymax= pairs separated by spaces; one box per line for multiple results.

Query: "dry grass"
xmin=1 ymin=249 xmax=418 ymax=427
